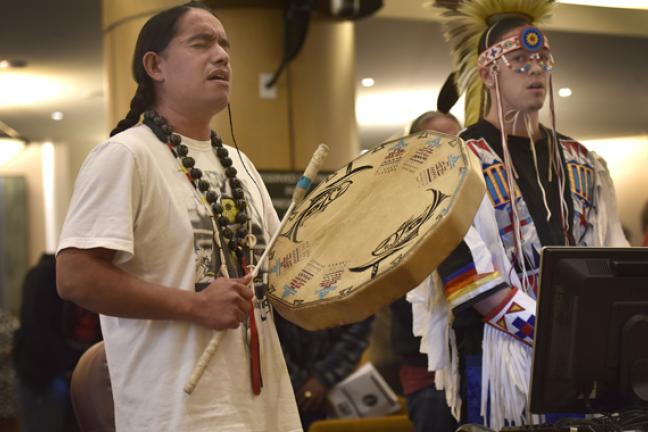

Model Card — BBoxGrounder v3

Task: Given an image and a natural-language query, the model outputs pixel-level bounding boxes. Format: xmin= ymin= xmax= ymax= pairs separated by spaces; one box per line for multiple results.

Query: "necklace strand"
xmin=143 ymin=111 xmax=257 ymax=268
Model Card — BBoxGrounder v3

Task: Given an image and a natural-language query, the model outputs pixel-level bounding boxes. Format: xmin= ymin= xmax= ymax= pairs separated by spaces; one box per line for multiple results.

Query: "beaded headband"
xmin=477 ymin=26 xmax=550 ymax=69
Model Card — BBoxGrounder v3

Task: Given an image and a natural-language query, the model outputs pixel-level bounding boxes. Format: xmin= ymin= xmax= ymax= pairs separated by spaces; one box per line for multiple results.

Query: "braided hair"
xmin=110 ymin=1 xmax=214 ymax=137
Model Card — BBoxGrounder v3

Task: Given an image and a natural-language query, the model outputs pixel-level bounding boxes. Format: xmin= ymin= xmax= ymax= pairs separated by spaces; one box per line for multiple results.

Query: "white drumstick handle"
xmin=249 ymin=143 xmax=329 ymax=282
xmin=292 ymin=143 xmax=329 ymax=203
xmin=184 ymin=332 xmax=224 ymax=394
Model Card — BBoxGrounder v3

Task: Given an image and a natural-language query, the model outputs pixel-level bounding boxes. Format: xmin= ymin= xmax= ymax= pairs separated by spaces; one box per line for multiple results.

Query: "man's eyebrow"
xmin=187 ymin=32 xmax=216 ymax=43
xmin=187 ymin=32 xmax=230 ymax=49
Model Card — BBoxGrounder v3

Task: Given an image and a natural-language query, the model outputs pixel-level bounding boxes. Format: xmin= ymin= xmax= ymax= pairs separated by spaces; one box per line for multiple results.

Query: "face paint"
xmin=502 ymin=50 xmax=555 ymax=74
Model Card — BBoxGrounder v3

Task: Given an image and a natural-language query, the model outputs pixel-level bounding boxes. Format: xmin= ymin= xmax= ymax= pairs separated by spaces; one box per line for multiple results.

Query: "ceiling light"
xmin=51 ymin=111 xmax=64 ymax=121
xmin=361 ymin=77 xmax=375 ymax=88
xmin=356 ymin=89 xmax=465 ymax=127
xmin=0 ymin=121 xmax=28 ymax=166
xmin=556 ymin=0 xmax=648 ymax=10
xmin=0 ymin=72 xmax=68 ymax=108
xmin=0 ymin=59 xmax=28 ymax=69
xmin=0 ymin=138 xmax=26 ymax=166
xmin=582 ymin=135 xmax=648 ymax=180
xmin=558 ymin=88 xmax=572 ymax=98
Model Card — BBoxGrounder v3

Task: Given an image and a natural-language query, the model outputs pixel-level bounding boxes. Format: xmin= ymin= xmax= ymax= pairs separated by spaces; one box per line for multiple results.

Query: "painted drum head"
xmin=267 ymin=131 xmax=485 ymax=330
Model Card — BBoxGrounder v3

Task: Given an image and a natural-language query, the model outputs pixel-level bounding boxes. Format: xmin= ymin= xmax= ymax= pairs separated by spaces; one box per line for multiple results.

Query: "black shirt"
xmin=462 ymin=119 xmax=574 ymax=246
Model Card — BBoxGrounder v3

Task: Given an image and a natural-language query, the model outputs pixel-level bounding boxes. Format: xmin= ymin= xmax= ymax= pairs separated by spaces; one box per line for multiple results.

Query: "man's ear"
xmin=478 ymin=67 xmax=494 ymax=89
xmin=142 ymin=51 xmax=164 ymax=83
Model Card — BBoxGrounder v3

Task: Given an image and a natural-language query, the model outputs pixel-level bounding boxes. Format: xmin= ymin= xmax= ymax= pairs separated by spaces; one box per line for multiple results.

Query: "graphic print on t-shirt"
xmin=188 ymin=169 xmax=268 ymax=291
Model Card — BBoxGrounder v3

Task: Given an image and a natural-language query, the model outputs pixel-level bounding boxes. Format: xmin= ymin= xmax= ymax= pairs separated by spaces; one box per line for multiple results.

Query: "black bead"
xmin=228 ymin=239 xmax=237 ymax=250
xmin=190 ymin=168 xmax=202 ymax=180
xmin=182 ymin=157 xmax=195 ymax=168
xmin=198 ymin=180 xmax=210 ymax=192
xmin=211 ymin=203 xmax=223 ymax=215
xmin=233 ymin=188 xmax=245 ymax=199
xmin=218 ymin=216 xmax=229 ymax=226
xmin=236 ymin=199 xmax=246 ymax=211
xmin=216 ymin=147 xmax=229 ymax=158
xmin=154 ymin=115 xmax=164 ymax=125
xmin=211 ymin=133 xmax=223 ymax=147
xmin=229 ymin=178 xmax=241 ymax=189
xmin=235 ymin=247 xmax=245 ymax=258
xmin=170 ymin=134 xmax=181 ymax=146
xmin=144 ymin=110 xmax=155 ymax=120
xmin=225 ymin=166 xmax=237 ymax=178
xmin=177 ymin=145 xmax=189 ymax=157
xmin=236 ymin=212 xmax=248 ymax=224
xmin=162 ymin=124 xmax=172 ymax=134
xmin=237 ymin=227 xmax=248 ymax=238
xmin=221 ymin=227 xmax=233 ymax=239
xmin=206 ymin=190 xmax=218 ymax=204
xmin=220 ymin=157 xmax=233 ymax=168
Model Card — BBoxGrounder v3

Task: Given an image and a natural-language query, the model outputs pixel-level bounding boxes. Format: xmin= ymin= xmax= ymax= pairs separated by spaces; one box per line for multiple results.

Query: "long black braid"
xmin=109 ymin=1 xmax=214 ymax=137
xmin=110 ymin=80 xmax=153 ymax=136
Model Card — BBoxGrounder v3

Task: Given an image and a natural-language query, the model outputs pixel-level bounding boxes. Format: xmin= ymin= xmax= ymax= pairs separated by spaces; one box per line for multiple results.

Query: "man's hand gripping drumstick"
xmin=184 ymin=143 xmax=330 ymax=394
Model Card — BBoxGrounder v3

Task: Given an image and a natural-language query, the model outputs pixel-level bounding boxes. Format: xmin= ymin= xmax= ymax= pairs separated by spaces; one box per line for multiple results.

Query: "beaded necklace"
xmin=143 ymin=110 xmax=264 ymax=394
xmin=142 ymin=110 xmax=258 ymax=274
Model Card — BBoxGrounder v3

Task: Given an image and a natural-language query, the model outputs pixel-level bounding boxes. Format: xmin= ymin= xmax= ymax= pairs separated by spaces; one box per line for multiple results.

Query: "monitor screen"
xmin=530 ymin=247 xmax=648 ymax=414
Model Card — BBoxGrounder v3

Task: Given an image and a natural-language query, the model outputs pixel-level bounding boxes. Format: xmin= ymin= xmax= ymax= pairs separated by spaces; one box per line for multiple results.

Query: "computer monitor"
xmin=530 ymin=247 xmax=648 ymax=414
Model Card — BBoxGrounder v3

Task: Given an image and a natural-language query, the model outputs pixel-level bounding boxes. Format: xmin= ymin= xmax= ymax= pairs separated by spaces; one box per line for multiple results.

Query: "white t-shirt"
xmin=58 ymin=125 xmax=302 ymax=432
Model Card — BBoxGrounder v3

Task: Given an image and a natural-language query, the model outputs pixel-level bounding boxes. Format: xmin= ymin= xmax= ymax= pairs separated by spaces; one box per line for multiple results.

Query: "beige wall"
xmin=0 ymin=145 xmax=46 ymax=268
xmin=0 ymin=141 xmax=71 ymax=262
xmin=584 ymin=136 xmax=648 ymax=245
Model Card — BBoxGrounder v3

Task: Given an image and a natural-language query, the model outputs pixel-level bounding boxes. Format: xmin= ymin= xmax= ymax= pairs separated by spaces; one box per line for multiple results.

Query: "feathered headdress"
xmin=435 ymin=0 xmax=554 ymax=125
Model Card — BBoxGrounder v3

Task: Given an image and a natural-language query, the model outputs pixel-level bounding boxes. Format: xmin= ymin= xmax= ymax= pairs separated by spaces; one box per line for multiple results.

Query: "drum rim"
xmin=267 ymin=133 xmax=485 ymax=330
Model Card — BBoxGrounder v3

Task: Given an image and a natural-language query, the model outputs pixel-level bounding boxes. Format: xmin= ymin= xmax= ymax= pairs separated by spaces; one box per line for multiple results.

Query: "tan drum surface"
xmin=267 ymin=131 xmax=485 ymax=330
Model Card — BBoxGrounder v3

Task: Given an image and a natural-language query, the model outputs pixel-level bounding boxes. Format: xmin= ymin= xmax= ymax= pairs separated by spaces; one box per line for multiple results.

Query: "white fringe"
xmin=435 ymin=316 xmax=462 ymax=421
xmin=408 ymin=274 xmax=463 ymax=422
xmin=481 ymin=324 xmax=533 ymax=431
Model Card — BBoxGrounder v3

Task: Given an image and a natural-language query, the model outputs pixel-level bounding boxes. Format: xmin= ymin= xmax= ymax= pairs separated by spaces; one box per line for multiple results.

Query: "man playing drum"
xmin=409 ymin=0 xmax=628 ymax=429
xmin=56 ymin=2 xmax=301 ymax=431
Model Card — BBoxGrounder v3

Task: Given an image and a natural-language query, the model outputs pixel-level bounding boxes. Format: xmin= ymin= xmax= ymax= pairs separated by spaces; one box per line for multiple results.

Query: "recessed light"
xmin=558 ymin=88 xmax=572 ymax=98
xmin=0 ymin=73 xmax=67 ymax=107
xmin=51 ymin=111 xmax=64 ymax=121
xmin=0 ymin=59 xmax=27 ymax=69
xmin=361 ymin=77 xmax=375 ymax=88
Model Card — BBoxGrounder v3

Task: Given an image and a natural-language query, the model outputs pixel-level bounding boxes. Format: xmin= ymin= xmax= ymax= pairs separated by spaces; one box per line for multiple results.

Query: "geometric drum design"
xmin=267 ymin=131 xmax=485 ymax=330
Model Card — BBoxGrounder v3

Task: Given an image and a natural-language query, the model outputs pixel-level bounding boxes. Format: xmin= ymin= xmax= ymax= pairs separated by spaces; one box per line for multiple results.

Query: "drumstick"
xmin=184 ymin=143 xmax=329 ymax=395
xmin=248 ymin=143 xmax=329 ymax=284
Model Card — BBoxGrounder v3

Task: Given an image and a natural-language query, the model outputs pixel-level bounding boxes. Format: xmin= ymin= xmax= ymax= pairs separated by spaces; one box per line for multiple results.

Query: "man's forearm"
xmin=57 ymin=248 xmax=196 ymax=322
